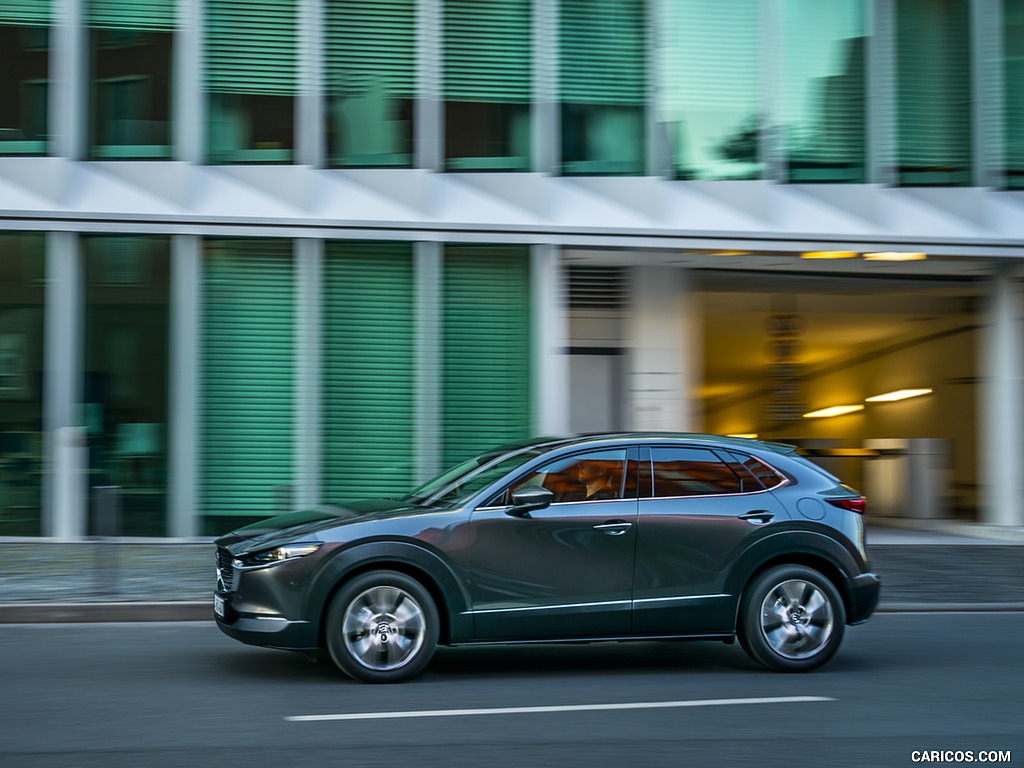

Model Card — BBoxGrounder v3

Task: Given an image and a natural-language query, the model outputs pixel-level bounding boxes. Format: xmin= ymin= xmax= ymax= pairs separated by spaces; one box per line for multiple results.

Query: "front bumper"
xmin=847 ymin=572 xmax=882 ymax=624
xmin=214 ymin=590 xmax=318 ymax=651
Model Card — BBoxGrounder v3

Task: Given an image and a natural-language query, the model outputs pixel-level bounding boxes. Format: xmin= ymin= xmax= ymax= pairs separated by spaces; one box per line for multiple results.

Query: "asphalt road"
xmin=0 ymin=614 xmax=1021 ymax=768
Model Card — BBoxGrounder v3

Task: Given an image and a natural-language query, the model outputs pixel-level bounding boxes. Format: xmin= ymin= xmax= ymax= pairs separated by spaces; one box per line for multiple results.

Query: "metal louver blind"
xmin=323 ymin=242 xmax=415 ymax=502
xmin=561 ymin=0 xmax=645 ymax=105
xmin=444 ymin=0 xmax=531 ymax=103
xmin=443 ymin=246 xmax=532 ymax=467
xmin=1006 ymin=0 xmax=1024 ymax=185
xmin=326 ymin=0 xmax=415 ymax=97
xmin=896 ymin=0 xmax=971 ymax=181
xmin=88 ymin=0 xmax=175 ymax=30
xmin=567 ymin=266 xmax=627 ymax=311
xmin=202 ymin=240 xmax=294 ymax=519
xmin=207 ymin=0 xmax=296 ymax=95
xmin=0 ymin=0 xmax=50 ymax=25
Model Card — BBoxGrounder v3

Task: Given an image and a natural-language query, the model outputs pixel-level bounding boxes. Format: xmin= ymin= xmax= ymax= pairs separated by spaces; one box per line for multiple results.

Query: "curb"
xmin=3 ymin=601 xmax=1024 ymax=624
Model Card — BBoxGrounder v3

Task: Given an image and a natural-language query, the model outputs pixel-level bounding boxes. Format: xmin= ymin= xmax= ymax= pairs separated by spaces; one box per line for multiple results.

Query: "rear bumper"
xmin=847 ymin=572 xmax=881 ymax=624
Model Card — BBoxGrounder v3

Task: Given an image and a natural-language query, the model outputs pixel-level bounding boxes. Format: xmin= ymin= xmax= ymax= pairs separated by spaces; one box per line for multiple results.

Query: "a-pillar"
xmin=626 ymin=265 xmax=701 ymax=432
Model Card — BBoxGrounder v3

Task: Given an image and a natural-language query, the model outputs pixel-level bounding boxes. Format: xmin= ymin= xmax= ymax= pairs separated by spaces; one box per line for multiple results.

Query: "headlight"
xmin=235 ymin=543 xmax=322 ymax=568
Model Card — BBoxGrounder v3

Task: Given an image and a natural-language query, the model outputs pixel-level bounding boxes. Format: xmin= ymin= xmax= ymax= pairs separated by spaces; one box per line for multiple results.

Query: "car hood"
xmin=214 ymin=498 xmax=429 ymax=553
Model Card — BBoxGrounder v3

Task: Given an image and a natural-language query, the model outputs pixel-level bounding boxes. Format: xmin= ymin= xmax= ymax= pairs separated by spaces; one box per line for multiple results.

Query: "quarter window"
xmin=651 ymin=447 xmax=746 ymax=497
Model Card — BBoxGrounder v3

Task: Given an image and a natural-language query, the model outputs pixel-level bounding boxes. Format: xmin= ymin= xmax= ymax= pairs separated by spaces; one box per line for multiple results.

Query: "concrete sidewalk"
xmin=1 ymin=518 xmax=1022 ymax=622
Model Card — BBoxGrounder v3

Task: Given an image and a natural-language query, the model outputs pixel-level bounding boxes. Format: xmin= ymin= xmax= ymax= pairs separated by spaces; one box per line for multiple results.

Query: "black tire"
xmin=739 ymin=565 xmax=846 ymax=672
xmin=325 ymin=570 xmax=439 ymax=683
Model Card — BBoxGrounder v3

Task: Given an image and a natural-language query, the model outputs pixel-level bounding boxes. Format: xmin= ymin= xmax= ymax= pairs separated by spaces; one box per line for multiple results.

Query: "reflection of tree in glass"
xmin=714 ymin=114 xmax=760 ymax=163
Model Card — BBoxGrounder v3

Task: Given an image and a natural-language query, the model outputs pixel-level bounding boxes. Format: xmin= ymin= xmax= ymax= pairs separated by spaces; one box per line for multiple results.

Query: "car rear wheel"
xmin=325 ymin=570 xmax=439 ymax=683
xmin=739 ymin=565 xmax=846 ymax=672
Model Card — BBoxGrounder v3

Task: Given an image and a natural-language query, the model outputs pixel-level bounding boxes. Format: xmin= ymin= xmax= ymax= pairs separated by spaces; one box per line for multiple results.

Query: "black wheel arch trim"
xmin=725 ymin=530 xmax=865 ymax=623
xmin=303 ymin=540 xmax=473 ymax=645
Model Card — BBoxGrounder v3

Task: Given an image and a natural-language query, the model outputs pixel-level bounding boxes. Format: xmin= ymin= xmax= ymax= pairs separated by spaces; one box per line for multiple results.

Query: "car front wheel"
xmin=739 ymin=565 xmax=846 ymax=672
xmin=325 ymin=570 xmax=439 ymax=683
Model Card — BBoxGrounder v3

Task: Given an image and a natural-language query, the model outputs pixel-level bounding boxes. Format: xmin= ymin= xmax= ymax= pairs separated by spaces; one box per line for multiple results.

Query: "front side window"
xmin=508 ymin=449 xmax=629 ymax=504
xmin=651 ymin=447 xmax=749 ymax=497
xmin=0 ymin=0 xmax=50 ymax=156
xmin=87 ymin=0 xmax=175 ymax=159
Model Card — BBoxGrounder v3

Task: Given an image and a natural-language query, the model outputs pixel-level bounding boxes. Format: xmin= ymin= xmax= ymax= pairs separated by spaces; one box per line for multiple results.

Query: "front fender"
xmin=302 ymin=540 xmax=473 ymax=644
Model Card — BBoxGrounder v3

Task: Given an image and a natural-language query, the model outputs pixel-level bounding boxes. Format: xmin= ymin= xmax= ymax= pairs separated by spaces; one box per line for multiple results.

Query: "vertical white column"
xmin=532 ymin=0 xmax=559 ymax=174
xmin=44 ymin=232 xmax=85 ymax=539
xmin=297 ymin=0 xmax=325 ymax=167
xmin=972 ymin=0 xmax=1003 ymax=188
xmin=979 ymin=269 xmax=1024 ymax=526
xmin=295 ymin=239 xmax=322 ymax=509
xmin=168 ymin=235 xmax=201 ymax=538
xmin=868 ymin=0 xmax=896 ymax=185
xmin=416 ymin=0 xmax=443 ymax=171
xmin=531 ymin=244 xmax=569 ymax=435
xmin=175 ymin=0 xmax=203 ymax=162
xmin=51 ymin=0 xmax=86 ymax=159
xmin=415 ymin=242 xmax=443 ymax=482
xmin=626 ymin=264 xmax=701 ymax=432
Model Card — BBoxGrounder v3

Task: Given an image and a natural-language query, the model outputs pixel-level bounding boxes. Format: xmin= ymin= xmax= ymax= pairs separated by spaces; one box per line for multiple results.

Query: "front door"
xmin=467 ymin=447 xmax=639 ymax=640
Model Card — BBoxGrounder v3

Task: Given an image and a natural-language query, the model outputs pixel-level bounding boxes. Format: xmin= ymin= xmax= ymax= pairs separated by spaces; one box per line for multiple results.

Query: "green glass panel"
xmin=0 ymin=0 xmax=50 ymax=25
xmin=442 ymin=246 xmax=532 ymax=468
xmin=896 ymin=0 xmax=971 ymax=186
xmin=0 ymin=232 xmax=45 ymax=536
xmin=88 ymin=0 xmax=175 ymax=30
xmin=323 ymin=242 xmax=415 ymax=502
xmin=202 ymin=240 xmax=294 ymax=522
xmin=326 ymin=0 xmax=415 ymax=168
xmin=658 ymin=0 xmax=761 ymax=180
xmin=83 ymin=236 xmax=171 ymax=537
xmin=783 ymin=0 xmax=866 ymax=183
xmin=560 ymin=0 xmax=645 ymax=175
xmin=445 ymin=0 xmax=531 ymax=171
xmin=0 ymin=1 xmax=49 ymax=156
xmin=206 ymin=0 xmax=295 ymax=163
xmin=1006 ymin=0 xmax=1024 ymax=188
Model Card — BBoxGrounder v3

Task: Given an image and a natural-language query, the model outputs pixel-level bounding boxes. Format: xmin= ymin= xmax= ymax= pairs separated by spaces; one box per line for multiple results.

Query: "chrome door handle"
xmin=594 ymin=521 xmax=633 ymax=536
xmin=738 ymin=511 xmax=774 ymax=524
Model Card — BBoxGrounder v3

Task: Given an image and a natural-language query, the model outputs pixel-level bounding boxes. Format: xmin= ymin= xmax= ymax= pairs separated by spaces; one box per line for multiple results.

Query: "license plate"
xmin=214 ymin=594 xmax=225 ymax=618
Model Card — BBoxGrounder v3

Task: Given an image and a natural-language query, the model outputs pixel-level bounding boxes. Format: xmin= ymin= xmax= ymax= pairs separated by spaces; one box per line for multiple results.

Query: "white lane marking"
xmin=286 ymin=695 xmax=835 ymax=723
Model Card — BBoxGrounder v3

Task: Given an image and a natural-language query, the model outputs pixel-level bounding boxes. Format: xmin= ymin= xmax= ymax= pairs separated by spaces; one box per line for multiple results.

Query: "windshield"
xmin=403 ymin=448 xmax=543 ymax=507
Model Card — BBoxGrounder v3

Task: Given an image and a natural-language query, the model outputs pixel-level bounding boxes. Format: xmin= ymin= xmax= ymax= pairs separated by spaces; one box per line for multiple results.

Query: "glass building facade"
xmin=1 ymin=0 xmax=1024 ymax=538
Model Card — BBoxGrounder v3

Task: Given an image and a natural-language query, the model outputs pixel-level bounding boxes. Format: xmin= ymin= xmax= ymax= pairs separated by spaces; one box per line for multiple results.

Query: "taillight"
xmin=827 ymin=497 xmax=866 ymax=514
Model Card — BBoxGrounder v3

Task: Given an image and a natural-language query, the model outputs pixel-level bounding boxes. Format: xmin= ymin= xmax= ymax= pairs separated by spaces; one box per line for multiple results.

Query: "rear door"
xmin=632 ymin=445 xmax=789 ymax=634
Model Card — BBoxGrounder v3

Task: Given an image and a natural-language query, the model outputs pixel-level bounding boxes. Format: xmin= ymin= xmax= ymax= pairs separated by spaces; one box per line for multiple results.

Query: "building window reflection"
xmin=206 ymin=0 xmax=296 ymax=164
xmin=444 ymin=0 xmax=532 ymax=171
xmin=783 ymin=0 xmax=866 ymax=183
xmin=561 ymin=0 xmax=645 ymax=176
xmin=0 ymin=233 xmax=45 ymax=536
xmin=896 ymin=0 xmax=972 ymax=186
xmin=87 ymin=0 xmax=175 ymax=160
xmin=1005 ymin=0 xmax=1024 ymax=189
xmin=0 ymin=1 xmax=49 ymax=157
xmin=326 ymin=0 xmax=415 ymax=168
xmin=658 ymin=0 xmax=762 ymax=180
xmin=83 ymin=235 xmax=170 ymax=537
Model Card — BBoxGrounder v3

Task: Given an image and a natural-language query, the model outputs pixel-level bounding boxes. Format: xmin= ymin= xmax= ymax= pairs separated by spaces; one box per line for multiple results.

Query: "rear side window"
xmin=724 ymin=450 xmax=786 ymax=490
xmin=651 ymin=447 xmax=745 ymax=497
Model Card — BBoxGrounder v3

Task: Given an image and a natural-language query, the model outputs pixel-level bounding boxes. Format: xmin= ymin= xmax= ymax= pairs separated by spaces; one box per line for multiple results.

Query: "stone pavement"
xmin=0 ymin=518 xmax=1022 ymax=622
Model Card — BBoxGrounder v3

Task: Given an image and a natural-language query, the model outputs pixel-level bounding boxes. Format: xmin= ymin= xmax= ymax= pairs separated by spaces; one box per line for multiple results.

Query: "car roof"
xmin=495 ymin=432 xmax=799 ymax=457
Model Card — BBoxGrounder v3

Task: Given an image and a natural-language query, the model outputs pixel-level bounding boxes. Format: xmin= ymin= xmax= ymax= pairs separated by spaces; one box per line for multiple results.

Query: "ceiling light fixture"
xmin=863 ymin=251 xmax=927 ymax=261
xmin=803 ymin=404 xmax=865 ymax=419
xmin=726 ymin=433 xmax=759 ymax=439
xmin=800 ymin=251 xmax=859 ymax=259
xmin=865 ymin=388 xmax=933 ymax=403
